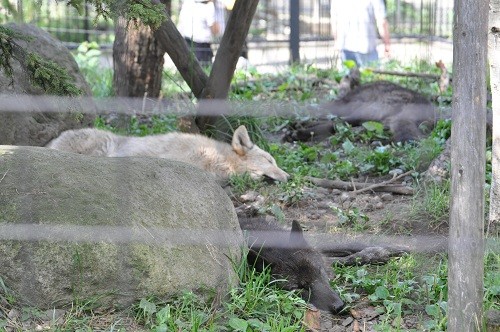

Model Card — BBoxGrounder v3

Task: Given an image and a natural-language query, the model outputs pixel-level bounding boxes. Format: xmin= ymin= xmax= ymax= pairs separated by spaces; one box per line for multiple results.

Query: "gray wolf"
xmin=47 ymin=125 xmax=289 ymax=182
xmin=238 ymin=216 xmax=345 ymax=314
xmin=284 ymin=81 xmax=437 ymax=143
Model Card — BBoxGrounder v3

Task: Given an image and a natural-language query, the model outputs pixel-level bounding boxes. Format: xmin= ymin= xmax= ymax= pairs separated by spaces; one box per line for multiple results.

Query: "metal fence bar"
xmin=2 ymin=0 xmax=454 ymax=63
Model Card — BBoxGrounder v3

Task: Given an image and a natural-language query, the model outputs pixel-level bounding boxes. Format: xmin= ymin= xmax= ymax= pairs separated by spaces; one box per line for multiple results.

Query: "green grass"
xmin=134 ymin=250 xmax=307 ymax=332
xmin=333 ymin=251 xmax=499 ymax=331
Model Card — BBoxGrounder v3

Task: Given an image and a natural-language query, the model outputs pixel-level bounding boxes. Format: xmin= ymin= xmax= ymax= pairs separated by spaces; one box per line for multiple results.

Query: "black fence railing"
xmin=0 ymin=0 xmax=454 ymax=56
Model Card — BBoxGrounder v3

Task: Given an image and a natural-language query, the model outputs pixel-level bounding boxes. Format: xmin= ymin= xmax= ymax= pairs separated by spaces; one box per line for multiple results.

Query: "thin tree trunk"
xmin=195 ymin=0 xmax=260 ymax=134
xmin=488 ymin=0 xmax=500 ymax=236
xmin=152 ymin=0 xmax=259 ymax=135
xmin=153 ymin=2 xmax=209 ymax=99
xmin=447 ymin=0 xmax=488 ymax=330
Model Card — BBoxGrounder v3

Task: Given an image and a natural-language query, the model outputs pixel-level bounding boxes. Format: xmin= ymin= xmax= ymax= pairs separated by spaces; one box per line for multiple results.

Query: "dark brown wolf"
xmin=238 ymin=217 xmax=345 ymax=314
xmin=284 ymin=81 xmax=437 ymax=143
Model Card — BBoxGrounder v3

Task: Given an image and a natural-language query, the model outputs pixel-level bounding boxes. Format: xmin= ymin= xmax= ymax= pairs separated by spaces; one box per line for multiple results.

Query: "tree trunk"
xmin=152 ymin=0 xmax=259 ymax=135
xmin=113 ymin=17 xmax=165 ymax=98
xmin=447 ymin=0 xmax=488 ymax=330
xmin=196 ymin=0 xmax=260 ymax=133
xmin=488 ymin=0 xmax=500 ymax=236
xmin=152 ymin=0 xmax=209 ymax=98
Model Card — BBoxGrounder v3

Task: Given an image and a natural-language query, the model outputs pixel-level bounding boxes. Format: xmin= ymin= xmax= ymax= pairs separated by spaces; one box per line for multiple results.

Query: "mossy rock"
xmin=0 ymin=146 xmax=243 ymax=309
xmin=0 ymin=23 xmax=95 ymax=146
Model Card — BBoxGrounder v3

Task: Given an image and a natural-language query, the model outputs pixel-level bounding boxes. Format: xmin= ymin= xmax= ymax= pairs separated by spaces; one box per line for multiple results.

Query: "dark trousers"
xmin=184 ymin=38 xmax=213 ymax=65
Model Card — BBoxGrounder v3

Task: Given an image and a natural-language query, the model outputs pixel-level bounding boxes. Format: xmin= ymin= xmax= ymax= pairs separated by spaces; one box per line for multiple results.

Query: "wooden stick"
xmin=305 ymin=170 xmax=414 ymax=195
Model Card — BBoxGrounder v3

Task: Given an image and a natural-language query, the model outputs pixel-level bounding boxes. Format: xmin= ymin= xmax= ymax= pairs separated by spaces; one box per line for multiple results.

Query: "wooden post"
xmin=448 ymin=0 xmax=488 ymax=330
xmin=289 ymin=0 xmax=300 ymax=64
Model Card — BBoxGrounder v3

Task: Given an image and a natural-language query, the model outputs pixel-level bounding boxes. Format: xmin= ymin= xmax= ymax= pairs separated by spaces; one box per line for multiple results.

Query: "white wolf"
xmin=47 ymin=125 xmax=289 ymax=182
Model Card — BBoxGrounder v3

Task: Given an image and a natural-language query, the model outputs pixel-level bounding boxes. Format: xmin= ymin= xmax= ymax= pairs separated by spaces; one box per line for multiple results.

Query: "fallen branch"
xmin=305 ymin=171 xmax=414 ymax=195
xmin=326 ymin=246 xmax=408 ymax=266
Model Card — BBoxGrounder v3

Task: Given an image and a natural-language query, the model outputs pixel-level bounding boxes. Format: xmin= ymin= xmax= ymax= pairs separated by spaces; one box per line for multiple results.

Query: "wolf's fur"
xmin=238 ymin=216 xmax=345 ymax=313
xmin=47 ymin=126 xmax=289 ymax=182
xmin=284 ymin=81 xmax=437 ymax=143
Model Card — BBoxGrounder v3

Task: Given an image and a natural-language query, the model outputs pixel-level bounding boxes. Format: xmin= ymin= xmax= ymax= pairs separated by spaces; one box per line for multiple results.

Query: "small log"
xmin=305 ymin=172 xmax=414 ymax=195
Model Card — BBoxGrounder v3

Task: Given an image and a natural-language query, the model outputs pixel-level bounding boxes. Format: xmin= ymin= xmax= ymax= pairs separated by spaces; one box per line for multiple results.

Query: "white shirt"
xmin=177 ymin=0 xmax=216 ymax=43
xmin=330 ymin=0 xmax=387 ymax=54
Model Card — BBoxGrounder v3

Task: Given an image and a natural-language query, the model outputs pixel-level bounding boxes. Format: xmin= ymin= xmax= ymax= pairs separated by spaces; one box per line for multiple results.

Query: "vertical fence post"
xmin=84 ymin=0 xmax=90 ymax=42
xmin=289 ymin=0 xmax=300 ymax=64
xmin=447 ymin=0 xmax=488 ymax=330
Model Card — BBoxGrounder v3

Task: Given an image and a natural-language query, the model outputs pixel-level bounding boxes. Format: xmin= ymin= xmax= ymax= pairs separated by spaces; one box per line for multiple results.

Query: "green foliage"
xmin=0 ymin=26 xmax=35 ymax=85
xmin=26 ymin=52 xmax=83 ymax=96
xmin=135 ymin=251 xmax=307 ymax=332
xmin=411 ymin=180 xmax=450 ymax=227
xmin=0 ymin=27 xmax=15 ymax=78
xmin=70 ymin=0 xmax=167 ymax=29
xmin=331 ymin=206 xmax=369 ymax=231
xmin=334 ymin=254 xmax=444 ymax=330
xmin=73 ymin=41 xmax=113 ymax=97
xmin=229 ymin=173 xmax=263 ymax=196
xmin=0 ymin=26 xmax=82 ymax=96
xmin=94 ymin=114 xmax=178 ymax=136
xmin=484 ymin=250 xmax=500 ymax=312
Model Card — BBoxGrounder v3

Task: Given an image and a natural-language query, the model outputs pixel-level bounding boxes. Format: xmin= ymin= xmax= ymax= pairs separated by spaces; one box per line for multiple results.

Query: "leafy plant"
xmin=73 ymin=41 xmax=113 ymax=97
xmin=331 ymin=206 xmax=369 ymax=231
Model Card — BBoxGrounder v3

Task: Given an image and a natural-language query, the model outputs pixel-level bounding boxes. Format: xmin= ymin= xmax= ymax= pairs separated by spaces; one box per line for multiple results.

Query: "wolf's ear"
xmin=290 ymin=220 xmax=307 ymax=247
xmin=232 ymin=125 xmax=254 ymax=156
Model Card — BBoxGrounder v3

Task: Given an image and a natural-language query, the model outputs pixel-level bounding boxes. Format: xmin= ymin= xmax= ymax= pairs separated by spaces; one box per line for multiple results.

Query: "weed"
xmin=411 ymin=180 xmax=450 ymax=228
xmin=331 ymin=206 xmax=369 ymax=231
xmin=229 ymin=173 xmax=263 ymax=197
xmin=134 ymin=250 xmax=307 ymax=332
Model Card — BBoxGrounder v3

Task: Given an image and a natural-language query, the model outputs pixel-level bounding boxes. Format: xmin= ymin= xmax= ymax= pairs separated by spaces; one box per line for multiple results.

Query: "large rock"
xmin=0 ymin=146 xmax=243 ymax=309
xmin=0 ymin=23 xmax=95 ymax=146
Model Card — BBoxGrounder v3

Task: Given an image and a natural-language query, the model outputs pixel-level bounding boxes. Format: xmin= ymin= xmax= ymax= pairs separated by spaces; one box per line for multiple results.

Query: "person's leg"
xmin=196 ymin=42 xmax=214 ymax=65
xmin=358 ymin=49 xmax=379 ymax=67
xmin=341 ymin=50 xmax=365 ymax=67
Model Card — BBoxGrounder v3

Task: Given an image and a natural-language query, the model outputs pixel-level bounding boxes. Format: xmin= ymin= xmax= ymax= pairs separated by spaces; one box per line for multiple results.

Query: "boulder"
xmin=0 ymin=146 xmax=243 ymax=309
xmin=0 ymin=23 xmax=95 ymax=146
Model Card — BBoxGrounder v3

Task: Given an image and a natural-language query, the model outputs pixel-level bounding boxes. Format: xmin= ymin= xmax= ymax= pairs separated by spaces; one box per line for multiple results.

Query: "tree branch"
xmin=151 ymin=1 xmax=208 ymax=98
xmin=305 ymin=171 xmax=414 ymax=195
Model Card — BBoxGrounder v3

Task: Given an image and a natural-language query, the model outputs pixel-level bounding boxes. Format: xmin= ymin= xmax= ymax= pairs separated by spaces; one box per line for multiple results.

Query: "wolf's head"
xmin=231 ymin=126 xmax=289 ymax=182
xmin=242 ymin=218 xmax=345 ymax=314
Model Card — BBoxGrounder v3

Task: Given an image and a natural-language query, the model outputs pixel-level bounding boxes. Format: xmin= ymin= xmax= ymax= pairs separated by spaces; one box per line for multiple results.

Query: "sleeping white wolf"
xmin=47 ymin=125 xmax=289 ymax=182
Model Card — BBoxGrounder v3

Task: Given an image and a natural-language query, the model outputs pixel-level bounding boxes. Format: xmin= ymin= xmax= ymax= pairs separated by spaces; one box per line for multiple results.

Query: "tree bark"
xmin=488 ymin=0 xmax=500 ymax=236
xmin=113 ymin=16 xmax=166 ymax=98
xmin=151 ymin=0 xmax=259 ymax=135
xmin=196 ymin=0 xmax=260 ymax=133
xmin=152 ymin=0 xmax=209 ymax=99
xmin=447 ymin=0 xmax=488 ymax=330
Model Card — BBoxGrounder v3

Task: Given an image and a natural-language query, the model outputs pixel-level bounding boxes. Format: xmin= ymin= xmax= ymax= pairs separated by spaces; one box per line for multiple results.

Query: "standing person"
xmin=177 ymin=0 xmax=220 ymax=65
xmin=213 ymin=0 xmax=249 ymax=59
xmin=330 ymin=0 xmax=391 ymax=67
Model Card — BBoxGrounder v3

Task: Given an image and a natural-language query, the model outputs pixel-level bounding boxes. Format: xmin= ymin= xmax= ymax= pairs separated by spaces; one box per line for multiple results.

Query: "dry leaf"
xmin=303 ymin=307 xmax=321 ymax=331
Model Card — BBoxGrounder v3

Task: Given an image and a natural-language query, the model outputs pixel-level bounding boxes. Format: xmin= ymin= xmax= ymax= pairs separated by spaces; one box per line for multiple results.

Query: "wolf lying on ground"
xmin=284 ymin=81 xmax=437 ymax=143
xmin=238 ymin=216 xmax=345 ymax=314
xmin=47 ymin=125 xmax=289 ymax=182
